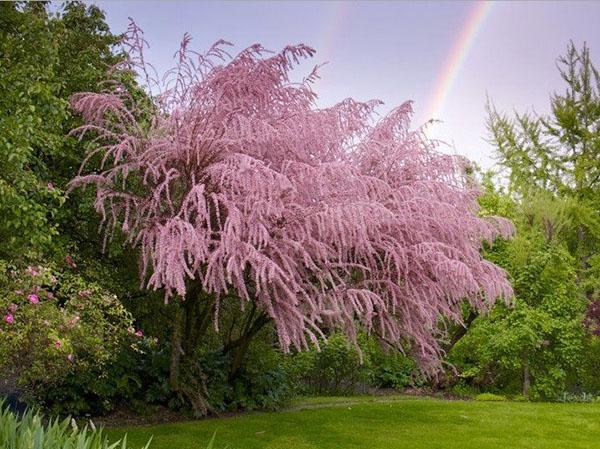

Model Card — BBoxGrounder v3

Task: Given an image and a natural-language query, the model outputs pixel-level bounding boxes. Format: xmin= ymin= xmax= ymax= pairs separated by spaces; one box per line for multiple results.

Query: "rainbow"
xmin=319 ymin=2 xmax=352 ymax=63
xmin=423 ymin=1 xmax=493 ymax=121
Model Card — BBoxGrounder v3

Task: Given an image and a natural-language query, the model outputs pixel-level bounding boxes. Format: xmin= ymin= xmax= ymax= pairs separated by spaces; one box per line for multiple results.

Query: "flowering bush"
xmin=0 ymin=260 xmax=149 ymax=414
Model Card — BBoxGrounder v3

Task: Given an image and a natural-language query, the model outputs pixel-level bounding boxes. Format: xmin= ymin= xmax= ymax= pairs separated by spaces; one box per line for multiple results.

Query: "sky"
xmin=94 ymin=0 xmax=600 ymax=169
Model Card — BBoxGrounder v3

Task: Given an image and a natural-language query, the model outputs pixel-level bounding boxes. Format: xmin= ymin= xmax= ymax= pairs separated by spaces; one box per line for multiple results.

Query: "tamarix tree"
xmin=70 ymin=23 xmax=513 ymax=411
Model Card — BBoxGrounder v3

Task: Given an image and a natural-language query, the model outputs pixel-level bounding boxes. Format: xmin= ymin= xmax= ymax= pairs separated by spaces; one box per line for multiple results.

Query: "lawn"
xmin=107 ymin=396 xmax=600 ymax=449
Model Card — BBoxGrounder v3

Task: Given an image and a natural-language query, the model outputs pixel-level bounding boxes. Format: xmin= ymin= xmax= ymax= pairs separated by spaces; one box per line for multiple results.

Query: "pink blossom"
xmin=47 ymin=182 xmax=54 ymax=190
xmin=4 ymin=314 xmax=14 ymax=324
xmin=55 ymin=340 xmax=62 ymax=349
xmin=65 ymin=255 xmax=77 ymax=269
xmin=27 ymin=266 xmax=39 ymax=277
xmin=46 ymin=292 xmax=54 ymax=300
xmin=69 ymin=30 xmax=514 ymax=373
xmin=28 ymin=294 xmax=40 ymax=304
xmin=135 ymin=330 xmax=143 ymax=338
xmin=67 ymin=353 xmax=74 ymax=363
xmin=8 ymin=303 xmax=18 ymax=313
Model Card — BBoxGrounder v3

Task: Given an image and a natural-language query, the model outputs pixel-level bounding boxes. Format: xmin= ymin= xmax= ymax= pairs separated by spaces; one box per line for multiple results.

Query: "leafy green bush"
xmin=0 ymin=401 xmax=150 ymax=449
xmin=449 ymin=231 xmax=587 ymax=400
xmin=197 ymin=341 xmax=291 ymax=413
xmin=360 ymin=335 xmax=421 ymax=390
xmin=0 ymin=262 xmax=152 ymax=416
xmin=475 ymin=393 xmax=507 ymax=402
xmin=285 ymin=332 xmax=421 ymax=396
xmin=284 ymin=333 xmax=365 ymax=395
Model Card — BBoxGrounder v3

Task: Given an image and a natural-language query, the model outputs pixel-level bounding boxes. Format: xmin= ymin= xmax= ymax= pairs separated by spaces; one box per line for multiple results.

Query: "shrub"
xmin=475 ymin=393 xmax=507 ymax=402
xmin=197 ymin=339 xmax=291 ymax=413
xmin=0 ymin=401 xmax=150 ymax=449
xmin=0 ymin=262 xmax=150 ymax=415
xmin=284 ymin=332 xmax=421 ymax=396
xmin=556 ymin=392 xmax=598 ymax=403
xmin=286 ymin=333 xmax=366 ymax=395
xmin=360 ymin=334 xmax=422 ymax=390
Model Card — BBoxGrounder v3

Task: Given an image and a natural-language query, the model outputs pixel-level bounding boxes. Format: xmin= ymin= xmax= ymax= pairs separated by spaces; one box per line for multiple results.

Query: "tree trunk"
xmin=223 ymin=309 xmax=271 ymax=380
xmin=523 ymin=358 xmax=530 ymax=397
xmin=169 ymin=305 xmax=184 ymax=392
xmin=445 ymin=310 xmax=479 ymax=353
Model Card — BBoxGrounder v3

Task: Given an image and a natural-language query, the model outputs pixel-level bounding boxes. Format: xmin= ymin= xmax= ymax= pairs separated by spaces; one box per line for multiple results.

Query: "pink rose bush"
xmin=0 ymin=261 xmax=151 ymax=405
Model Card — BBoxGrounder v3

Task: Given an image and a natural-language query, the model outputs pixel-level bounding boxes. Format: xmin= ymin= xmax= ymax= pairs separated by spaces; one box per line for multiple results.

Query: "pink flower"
xmin=4 ymin=314 xmax=14 ymax=324
xmin=135 ymin=330 xmax=143 ymax=338
xmin=55 ymin=340 xmax=62 ymax=349
xmin=46 ymin=292 xmax=54 ymax=300
xmin=47 ymin=182 xmax=54 ymax=190
xmin=28 ymin=294 xmax=40 ymax=304
xmin=27 ymin=266 xmax=39 ymax=277
xmin=65 ymin=255 xmax=77 ymax=269
xmin=67 ymin=353 xmax=74 ymax=363
xmin=8 ymin=303 xmax=18 ymax=313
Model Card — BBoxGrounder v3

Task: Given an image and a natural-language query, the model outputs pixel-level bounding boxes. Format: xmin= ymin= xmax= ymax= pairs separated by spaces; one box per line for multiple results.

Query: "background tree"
xmin=450 ymin=188 xmax=586 ymax=399
xmin=0 ymin=2 xmax=156 ymax=416
xmin=448 ymin=43 xmax=600 ymax=398
xmin=487 ymin=42 xmax=600 ymax=300
xmin=70 ymin=24 xmax=513 ymax=412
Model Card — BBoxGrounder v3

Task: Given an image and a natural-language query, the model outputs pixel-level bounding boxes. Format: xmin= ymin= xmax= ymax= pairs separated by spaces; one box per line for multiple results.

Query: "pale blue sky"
xmin=94 ymin=1 xmax=600 ymax=169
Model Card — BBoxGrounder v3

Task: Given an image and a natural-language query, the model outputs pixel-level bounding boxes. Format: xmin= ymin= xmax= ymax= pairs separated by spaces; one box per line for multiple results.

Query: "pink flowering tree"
xmin=69 ymin=24 xmax=513 ymax=408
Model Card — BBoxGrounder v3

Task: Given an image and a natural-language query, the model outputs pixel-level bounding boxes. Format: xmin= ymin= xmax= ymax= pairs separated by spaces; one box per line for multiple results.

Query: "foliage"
xmin=487 ymin=41 xmax=600 ymax=301
xmin=0 ymin=261 xmax=151 ymax=416
xmin=284 ymin=333 xmax=420 ymax=395
xmin=475 ymin=393 xmax=507 ymax=402
xmin=0 ymin=401 xmax=150 ymax=449
xmin=361 ymin=335 xmax=422 ymax=390
xmin=202 ymin=341 xmax=291 ymax=412
xmin=450 ymin=187 xmax=587 ymax=399
xmin=462 ymin=41 xmax=600 ymax=400
xmin=285 ymin=333 xmax=365 ymax=395
xmin=70 ymin=23 xmax=513 ymax=382
xmin=0 ymin=2 xmax=122 ymax=259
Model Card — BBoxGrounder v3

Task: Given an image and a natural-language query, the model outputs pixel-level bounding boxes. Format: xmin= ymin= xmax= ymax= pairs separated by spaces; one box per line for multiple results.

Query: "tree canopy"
xmin=71 ymin=25 xmax=513 ymax=371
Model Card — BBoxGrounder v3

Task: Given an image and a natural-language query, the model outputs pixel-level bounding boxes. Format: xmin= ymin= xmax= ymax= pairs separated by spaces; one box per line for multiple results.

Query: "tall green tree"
xmin=448 ymin=43 xmax=600 ymax=398
xmin=450 ymin=187 xmax=586 ymax=398
xmin=0 ymin=2 xmax=125 ymax=260
xmin=487 ymin=42 xmax=600 ymax=298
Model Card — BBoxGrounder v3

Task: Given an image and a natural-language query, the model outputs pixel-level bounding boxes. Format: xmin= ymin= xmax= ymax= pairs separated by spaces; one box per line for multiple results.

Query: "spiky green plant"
xmin=0 ymin=402 xmax=151 ymax=449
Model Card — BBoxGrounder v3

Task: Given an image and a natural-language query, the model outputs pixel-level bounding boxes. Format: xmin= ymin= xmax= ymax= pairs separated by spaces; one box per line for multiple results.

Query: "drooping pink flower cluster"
xmin=69 ymin=23 xmax=513 ymax=370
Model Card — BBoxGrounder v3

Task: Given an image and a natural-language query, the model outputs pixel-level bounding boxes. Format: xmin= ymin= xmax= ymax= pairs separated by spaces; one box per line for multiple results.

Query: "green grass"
xmin=107 ymin=396 xmax=600 ymax=449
